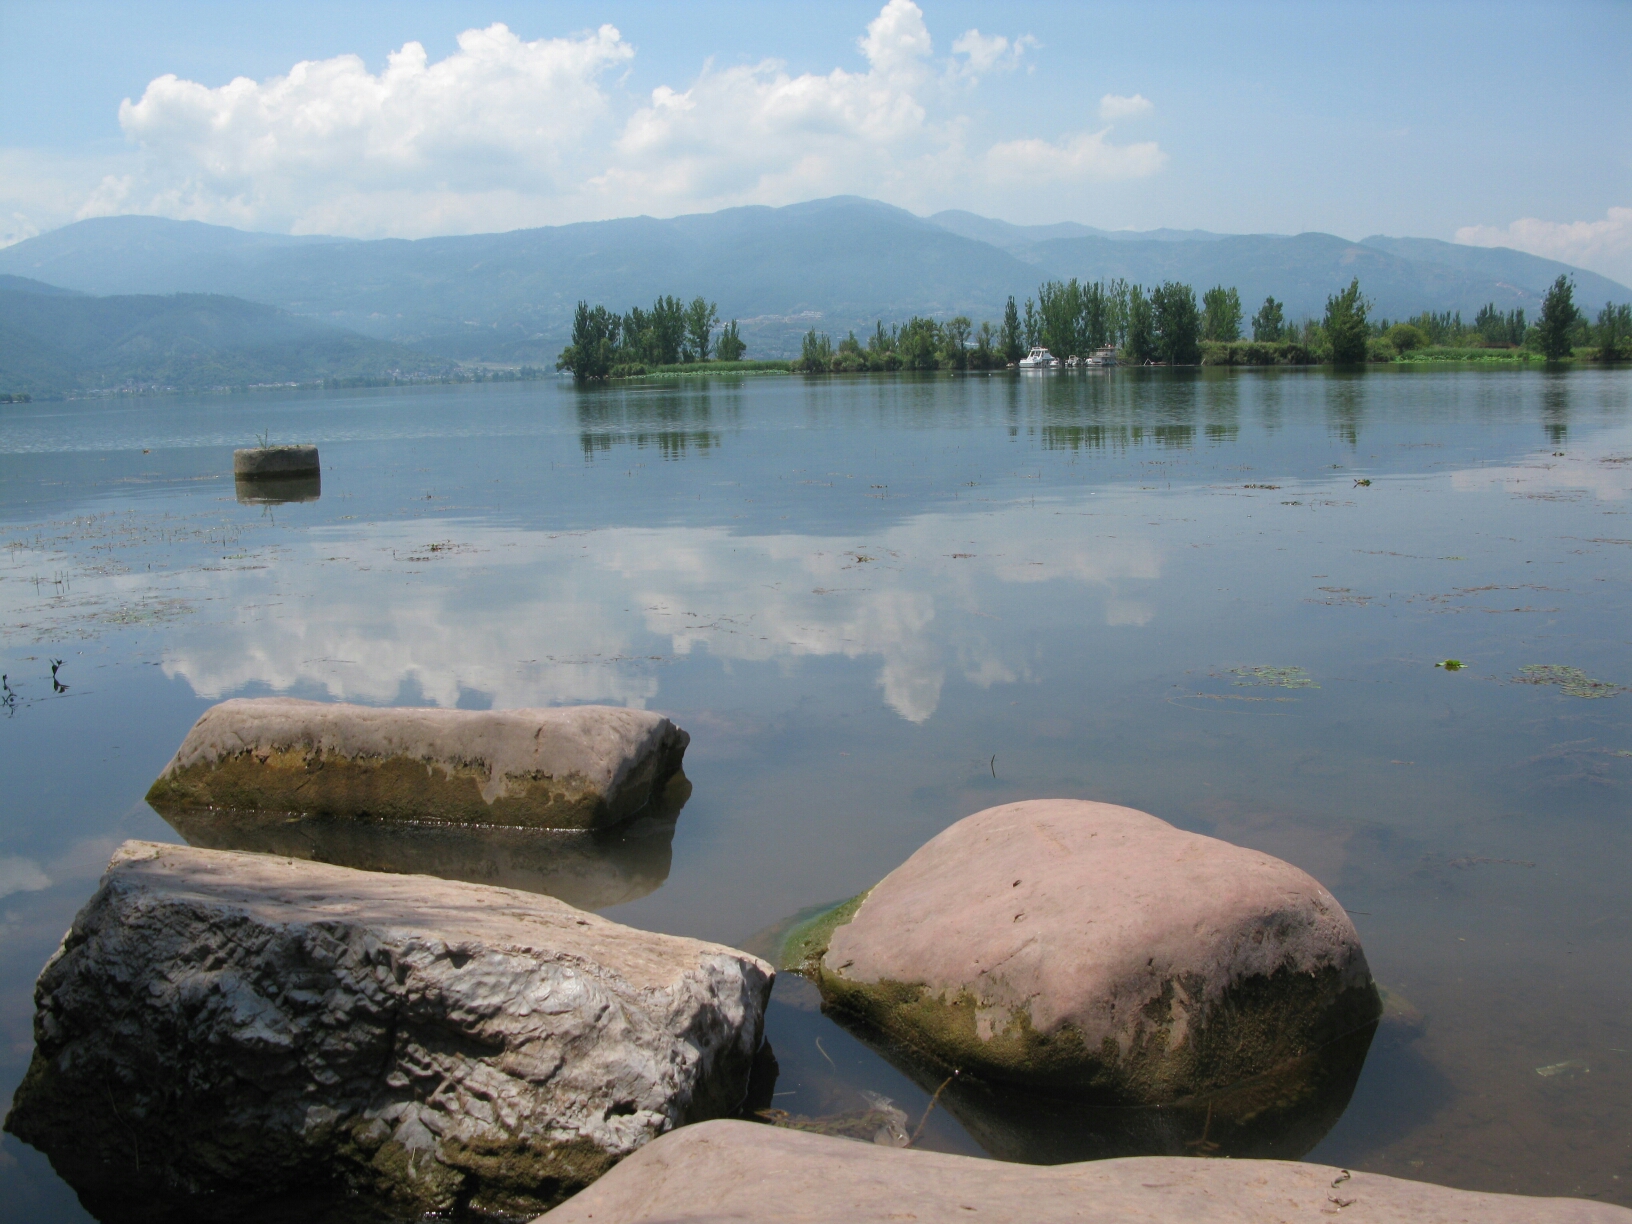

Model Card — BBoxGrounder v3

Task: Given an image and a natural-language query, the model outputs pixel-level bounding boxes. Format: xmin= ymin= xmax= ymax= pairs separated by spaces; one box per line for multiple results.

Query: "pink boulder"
xmin=809 ymin=799 xmax=1379 ymax=1102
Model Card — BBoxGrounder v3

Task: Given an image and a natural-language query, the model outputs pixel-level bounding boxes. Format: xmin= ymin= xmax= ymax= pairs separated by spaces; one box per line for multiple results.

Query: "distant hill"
xmin=0 ymin=282 xmax=449 ymax=397
xmin=1357 ymin=235 xmax=1630 ymax=309
xmin=2 ymin=199 xmax=1626 ymax=361
xmin=928 ymin=210 xmax=1228 ymax=250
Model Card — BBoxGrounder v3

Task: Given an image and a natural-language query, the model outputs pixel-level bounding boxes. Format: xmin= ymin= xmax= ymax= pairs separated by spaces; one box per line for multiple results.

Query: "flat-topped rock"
xmin=4 ymin=841 xmax=771 ymax=1220
xmin=810 ymin=799 xmax=1379 ymax=1101
xmin=146 ymin=697 xmax=690 ymax=830
xmin=233 ymin=444 xmax=319 ymax=478
xmin=535 ymin=1119 xmax=1632 ymax=1224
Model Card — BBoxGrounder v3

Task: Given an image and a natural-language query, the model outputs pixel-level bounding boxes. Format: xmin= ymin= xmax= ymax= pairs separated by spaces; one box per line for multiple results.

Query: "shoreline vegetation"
xmin=7 ymin=278 xmax=1625 ymax=401
xmin=558 ymin=274 xmax=1630 ymax=384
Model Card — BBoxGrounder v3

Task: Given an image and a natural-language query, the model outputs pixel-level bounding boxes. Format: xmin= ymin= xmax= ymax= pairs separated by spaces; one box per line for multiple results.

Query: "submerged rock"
xmin=808 ymin=799 xmax=1380 ymax=1102
xmin=537 ymin=1118 xmax=1632 ymax=1224
xmin=146 ymin=697 xmax=690 ymax=830
xmin=3 ymin=841 xmax=771 ymax=1220
xmin=159 ymin=799 xmax=683 ymax=911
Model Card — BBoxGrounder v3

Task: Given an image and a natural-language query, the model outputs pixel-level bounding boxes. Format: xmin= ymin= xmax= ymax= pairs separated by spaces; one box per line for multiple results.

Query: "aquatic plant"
xmin=1514 ymin=664 xmax=1623 ymax=699
xmin=1229 ymin=666 xmax=1318 ymax=689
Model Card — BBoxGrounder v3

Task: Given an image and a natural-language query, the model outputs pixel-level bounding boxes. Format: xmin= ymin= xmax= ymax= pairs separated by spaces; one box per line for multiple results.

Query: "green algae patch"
xmin=766 ymin=892 xmax=872 ymax=973
xmin=146 ymin=747 xmax=651 ymax=830
xmin=1229 ymin=666 xmax=1318 ymax=689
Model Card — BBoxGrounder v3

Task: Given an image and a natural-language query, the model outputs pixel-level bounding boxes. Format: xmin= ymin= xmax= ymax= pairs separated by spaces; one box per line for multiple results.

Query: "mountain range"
xmin=1 ymin=197 xmax=1627 ymax=369
xmin=0 ymin=274 xmax=443 ymax=396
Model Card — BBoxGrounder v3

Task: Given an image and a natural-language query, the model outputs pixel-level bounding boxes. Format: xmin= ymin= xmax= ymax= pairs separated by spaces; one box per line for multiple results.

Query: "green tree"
xmin=897 ymin=317 xmax=942 ymax=370
xmin=1475 ymin=302 xmax=1526 ymax=347
xmin=684 ymin=297 xmax=719 ymax=363
xmin=1323 ymin=278 xmax=1370 ymax=364
xmin=942 ymin=316 xmax=972 ymax=369
xmin=1202 ymin=285 xmax=1243 ymax=342
xmin=972 ymin=321 xmax=998 ymax=369
xmin=1251 ymin=296 xmax=1284 ymax=342
xmin=999 ymin=296 xmax=1023 ymax=363
xmin=1598 ymin=301 xmax=1632 ymax=361
xmin=1022 ymin=298 xmax=1039 ymax=350
xmin=558 ymin=301 xmax=619 ymax=381
xmin=650 ymin=295 xmax=687 ymax=365
xmin=1107 ymin=278 xmax=1131 ymax=347
xmin=1537 ymin=275 xmax=1579 ymax=360
xmin=714 ymin=319 xmax=746 ymax=361
xmin=1151 ymin=281 xmax=1201 ymax=364
xmin=1080 ymin=279 xmax=1110 ymax=350
xmin=1124 ymin=286 xmax=1156 ymax=363
xmin=1384 ymin=322 xmax=1427 ymax=353
xmin=1036 ymin=279 xmax=1083 ymax=358
xmin=798 ymin=329 xmax=833 ymax=372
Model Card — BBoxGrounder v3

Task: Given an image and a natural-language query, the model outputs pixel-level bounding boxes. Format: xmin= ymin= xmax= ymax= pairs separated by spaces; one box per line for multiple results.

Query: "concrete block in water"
xmin=146 ymin=697 xmax=690 ymax=830
xmin=232 ymin=444 xmax=319 ymax=478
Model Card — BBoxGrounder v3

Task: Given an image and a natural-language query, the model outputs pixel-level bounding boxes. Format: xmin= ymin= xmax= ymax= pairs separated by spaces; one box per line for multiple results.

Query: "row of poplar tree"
xmin=796 ymin=280 xmax=1307 ymax=371
xmin=558 ymin=296 xmax=747 ymax=381
xmin=561 ymin=276 xmax=1629 ymax=380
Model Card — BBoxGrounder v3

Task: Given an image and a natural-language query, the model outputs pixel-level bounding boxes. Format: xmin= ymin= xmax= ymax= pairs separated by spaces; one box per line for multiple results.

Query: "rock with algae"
xmin=3 ymin=841 xmax=771 ymax=1221
xmin=807 ymin=800 xmax=1380 ymax=1104
xmin=146 ymin=697 xmax=690 ymax=830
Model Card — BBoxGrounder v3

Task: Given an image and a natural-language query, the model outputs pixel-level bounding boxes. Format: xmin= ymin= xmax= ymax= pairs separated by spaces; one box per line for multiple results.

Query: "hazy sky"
xmin=3 ymin=1 xmax=1629 ymax=281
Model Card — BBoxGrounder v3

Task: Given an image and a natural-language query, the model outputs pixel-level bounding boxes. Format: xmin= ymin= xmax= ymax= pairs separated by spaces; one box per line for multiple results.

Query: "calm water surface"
xmin=2 ymin=368 xmax=1629 ymax=1217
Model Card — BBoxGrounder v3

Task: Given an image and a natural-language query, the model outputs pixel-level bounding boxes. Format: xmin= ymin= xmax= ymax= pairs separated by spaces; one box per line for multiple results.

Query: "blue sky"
xmin=2 ymin=1 xmax=1629 ymax=280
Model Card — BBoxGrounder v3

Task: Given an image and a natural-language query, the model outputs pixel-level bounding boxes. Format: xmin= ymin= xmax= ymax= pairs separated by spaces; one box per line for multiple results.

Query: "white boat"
xmin=1018 ymin=346 xmax=1057 ymax=369
xmin=1085 ymin=344 xmax=1119 ymax=367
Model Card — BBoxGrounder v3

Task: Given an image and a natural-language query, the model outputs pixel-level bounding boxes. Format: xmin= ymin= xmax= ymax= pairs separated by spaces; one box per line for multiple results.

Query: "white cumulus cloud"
xmin=950 ymin=29 xmax=1039 ymax=77
xmin=1098 ymin=93 xmax=1153 ymax=121
xmin=44 ymin=2 xmax=1165 ymax=239
xmin=986 ymin=127 xmax=1167 ymax=183
xmin=1455 ymin=206 xmax=1632 ymax=286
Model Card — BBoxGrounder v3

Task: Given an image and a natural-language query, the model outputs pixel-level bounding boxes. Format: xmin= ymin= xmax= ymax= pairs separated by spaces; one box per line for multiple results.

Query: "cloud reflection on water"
xmin=160 ymin=497 xmax=1161 ymax=723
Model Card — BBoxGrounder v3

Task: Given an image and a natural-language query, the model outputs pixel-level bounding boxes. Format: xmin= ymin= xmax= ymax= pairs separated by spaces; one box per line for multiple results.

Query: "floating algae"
xmin=1515 ymin=665 xmax=1624 ymax=699
xmin=1229 ymin=666 xmax=1319 ymax=689
xmin=753 ymin=1090 xmax=911 ymax=1147
xmin=1536 ymin=1060 xmax=1589 ymax=1078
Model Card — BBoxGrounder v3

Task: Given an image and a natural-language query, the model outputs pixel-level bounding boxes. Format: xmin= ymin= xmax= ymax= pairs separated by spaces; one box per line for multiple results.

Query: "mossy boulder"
xmin=809 ymin=800 xmax=1380 ymax=1103
xmin=146 ymin=697 xmax=689 ymax=830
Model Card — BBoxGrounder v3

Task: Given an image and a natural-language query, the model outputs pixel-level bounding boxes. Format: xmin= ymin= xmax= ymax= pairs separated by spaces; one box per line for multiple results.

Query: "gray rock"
xmin=535 ymin=1118 xmax=1632 ymax=1224
xmin=4 ymin=841 xmax=772 ymax=1219
xmin=146 ymin=697 xmax=691 ymax=830
xmin=233 ymin=444 xmax=320 ymax=478
xmin=809 ymin=799 xmax=1380 ymax=1102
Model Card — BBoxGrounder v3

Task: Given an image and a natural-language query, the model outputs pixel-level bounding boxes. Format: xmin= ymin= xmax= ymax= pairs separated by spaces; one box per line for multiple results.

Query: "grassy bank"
xmin=1394 ymin=346 xmax=1540 ymax=363
xmin=614 ymin=360 xmax=793 ymax=378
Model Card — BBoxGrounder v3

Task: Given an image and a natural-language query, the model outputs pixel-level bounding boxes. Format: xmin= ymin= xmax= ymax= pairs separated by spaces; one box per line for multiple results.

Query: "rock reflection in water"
xmin=234 ymin=472 xmax=321 ymax=504
xmin=154 ymin=776 xmax=686 ymax=910
xmin=822 ymin=1010 xmax=1376 ymax=1164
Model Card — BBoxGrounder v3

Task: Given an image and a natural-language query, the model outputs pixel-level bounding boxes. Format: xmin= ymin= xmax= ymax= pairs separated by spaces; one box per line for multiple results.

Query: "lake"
xmin=2 ymin=366 xmax=1629 ymax=1218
